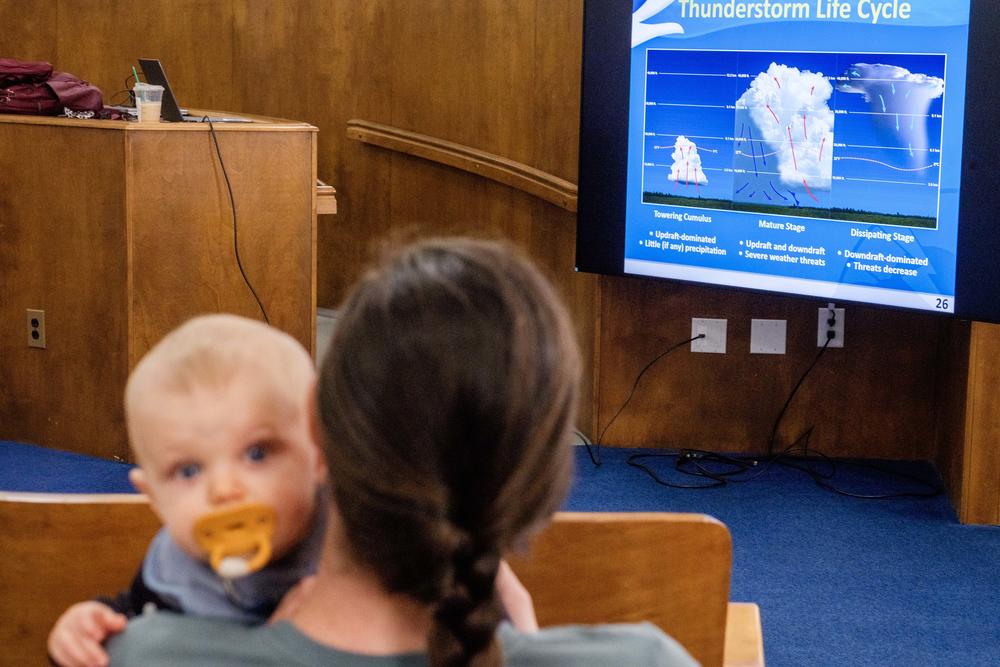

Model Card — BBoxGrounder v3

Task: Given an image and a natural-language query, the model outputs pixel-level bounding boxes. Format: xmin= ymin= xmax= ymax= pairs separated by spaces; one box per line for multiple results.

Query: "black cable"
xmin=206 ymin=118 xmax=270 ymax=324
xmin=619 ymin=306 xmax=942 ymax=499
xmin=110 ymin=89 xmax=134 ymax=107
xmin=624 ymin=426 xmax=941 ymax=498
xmin=125 ymin=73 xmax=138 ymax=106
xmin=759 ymin=309 xmax=939 ymax=498
xmin=767 ymin=335 xmax=831 ymax=457
xmin=583 ymin=333 xmax=704 ymax=467
xmin=624 ymin=425 xmax=809 ymax=490
xmin=626 ymin=450 xmax=746 ymax=489
xmin=774 ymin=446 xmax=943 ymax=499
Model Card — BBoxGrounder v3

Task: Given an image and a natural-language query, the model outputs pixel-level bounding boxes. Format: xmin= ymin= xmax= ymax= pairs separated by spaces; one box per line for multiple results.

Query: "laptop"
xmin=137 ymin=59 xmax=252 ymax=123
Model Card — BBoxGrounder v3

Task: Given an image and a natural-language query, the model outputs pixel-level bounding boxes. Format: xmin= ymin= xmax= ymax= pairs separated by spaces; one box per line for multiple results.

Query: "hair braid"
xmin=429 ymin=535 xmax=503 ymax=666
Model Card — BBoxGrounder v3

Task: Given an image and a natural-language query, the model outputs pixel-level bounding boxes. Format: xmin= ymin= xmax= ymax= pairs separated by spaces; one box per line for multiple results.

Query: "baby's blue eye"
xmin=246 ymin=445 xmax=268 ymax=462
xmin=176 ymin=463 xmax=201 ymax=479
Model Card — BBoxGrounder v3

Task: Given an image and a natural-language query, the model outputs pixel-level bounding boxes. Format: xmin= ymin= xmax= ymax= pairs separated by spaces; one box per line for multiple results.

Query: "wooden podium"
xmin=0 ymin=112 xmax=319 ymax=460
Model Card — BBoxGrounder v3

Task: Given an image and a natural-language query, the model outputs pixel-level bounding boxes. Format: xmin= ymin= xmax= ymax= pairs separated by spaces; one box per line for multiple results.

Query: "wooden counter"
xmin=0 ymin=113 xmax=318 ymax=460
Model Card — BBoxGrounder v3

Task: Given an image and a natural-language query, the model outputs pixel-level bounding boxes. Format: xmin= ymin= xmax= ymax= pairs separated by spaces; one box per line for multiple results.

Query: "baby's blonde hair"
xmin=125 ymin=314 xmax=315 ymax=455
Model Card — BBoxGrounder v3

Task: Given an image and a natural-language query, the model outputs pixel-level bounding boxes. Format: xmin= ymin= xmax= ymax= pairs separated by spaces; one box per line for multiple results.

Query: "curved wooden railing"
xmin=346 ymin=119 xmax=578 ymax=212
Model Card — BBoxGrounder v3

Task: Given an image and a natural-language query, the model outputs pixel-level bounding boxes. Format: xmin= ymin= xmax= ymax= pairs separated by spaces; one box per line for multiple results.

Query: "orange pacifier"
xmin=193 ymin=503 xmax=276 ymax=579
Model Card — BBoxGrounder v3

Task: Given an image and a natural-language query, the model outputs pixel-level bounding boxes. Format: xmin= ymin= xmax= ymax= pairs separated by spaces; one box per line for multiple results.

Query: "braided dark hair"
xmin=317 ymin=238 xmax=581 ymax=666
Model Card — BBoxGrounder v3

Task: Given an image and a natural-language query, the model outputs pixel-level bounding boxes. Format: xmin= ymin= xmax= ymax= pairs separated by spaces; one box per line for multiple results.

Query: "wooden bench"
xmin=0 ymin=492 xmax=161 ymax=665
xmin=508 ymin=512 xmax=764 ymax=667
xmin=0 ymin=494 xmax=762 ymax=666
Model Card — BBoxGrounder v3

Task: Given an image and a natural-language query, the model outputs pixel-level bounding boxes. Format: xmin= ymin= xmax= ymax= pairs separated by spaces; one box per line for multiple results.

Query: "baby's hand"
xmin=496 ymin=560 xmax=538 ymax=633
xmin=48 ymin=601 xmax=127 ymax=667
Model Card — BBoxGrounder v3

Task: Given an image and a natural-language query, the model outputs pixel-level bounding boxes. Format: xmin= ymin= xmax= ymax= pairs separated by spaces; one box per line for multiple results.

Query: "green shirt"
xmin=107 ymin=612 xmax=699 ymax=666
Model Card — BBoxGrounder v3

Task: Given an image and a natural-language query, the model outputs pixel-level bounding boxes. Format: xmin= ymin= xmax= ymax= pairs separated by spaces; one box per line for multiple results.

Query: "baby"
xmin=48 ymin=314 xmax=328 ymax=667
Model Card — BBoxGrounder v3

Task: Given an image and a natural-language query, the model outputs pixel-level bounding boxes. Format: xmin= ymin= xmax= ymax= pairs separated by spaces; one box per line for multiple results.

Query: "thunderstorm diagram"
xmin=640 ymin=49 xmax=946 ymax=228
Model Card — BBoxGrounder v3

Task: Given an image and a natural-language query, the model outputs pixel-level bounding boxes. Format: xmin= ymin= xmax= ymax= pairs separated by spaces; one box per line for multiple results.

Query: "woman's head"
xmin=317 ymin=237 xmax=581 ymax=665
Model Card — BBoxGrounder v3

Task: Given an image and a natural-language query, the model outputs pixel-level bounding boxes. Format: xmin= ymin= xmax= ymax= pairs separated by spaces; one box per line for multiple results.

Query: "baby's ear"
xmin=129 ymin=466 xmax=151 ymax=496
xmin=129 ymin=467 xmax=167 ymax=523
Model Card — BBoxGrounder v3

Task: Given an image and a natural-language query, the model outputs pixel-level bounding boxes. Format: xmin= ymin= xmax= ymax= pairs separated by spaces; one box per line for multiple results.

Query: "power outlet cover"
xmin=27 ymin=308 xmax=46 ymax=349
xmin=750 ymin=319 xmax=787 ymax=354
xmin=817 ymin=307 xmax=845 ymax=347
xmin=691 ymin=318 xmax=727 ymax=354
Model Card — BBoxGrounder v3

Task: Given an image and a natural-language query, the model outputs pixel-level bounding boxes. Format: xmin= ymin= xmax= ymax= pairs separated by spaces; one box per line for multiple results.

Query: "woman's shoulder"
xmin=107 ymin=614 xmax=428 ymax=666
xmin=108 ymin=613 xmax=699 ymax=667
xmin=499 ymin=621 xmax=700 ymax=667
xmin=106 ymin=613 xmax=270 ymax=666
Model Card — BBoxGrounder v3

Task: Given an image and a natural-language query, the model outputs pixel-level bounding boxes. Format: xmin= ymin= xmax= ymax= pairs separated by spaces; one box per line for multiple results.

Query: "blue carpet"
xmin=3 ymin=440 xmax=998 ymax=666
xmin=0 ymin=441 xmax=136 ymax=493
xmin=565 ymin=447 xmax=1000 ymax=667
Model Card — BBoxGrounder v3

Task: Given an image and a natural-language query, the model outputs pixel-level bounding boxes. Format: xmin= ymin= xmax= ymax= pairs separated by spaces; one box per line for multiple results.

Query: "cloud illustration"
xmin=667 ymin=136 xmax=708 ymax=185
xmin=737 ymin=63 xmax=835 ymax=190
xmin=838 ymin=63 xmax=944 ymax=164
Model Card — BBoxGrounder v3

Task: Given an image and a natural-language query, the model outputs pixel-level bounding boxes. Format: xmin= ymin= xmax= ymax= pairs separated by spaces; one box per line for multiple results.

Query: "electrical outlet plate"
xmin=750 ymin=319 xmax=786 ymax=354
xmin=27 ymin=308 xmax=46 ymax=349
xmin=817 ymin=306 xmax=845 ymax=348
xmin=691 ymin=318 xmax=727 ymax=353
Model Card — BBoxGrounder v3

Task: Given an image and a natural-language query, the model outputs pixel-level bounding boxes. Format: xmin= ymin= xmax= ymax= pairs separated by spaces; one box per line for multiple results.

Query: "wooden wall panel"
xmin=386 ymin=2 xmax=536 ymax=162
xmin=532 ymin=0 xmax=585 ymax=184
xmin=127 ymin=128 xmax=315 ymax=361
xmin=960 ymin=323 xmax=1000 ymax=523
xmin=0 ymin=118 xmax=315 ymax=459
xmin=53 ymin=0 xmax=236 ymax=113
xmin=229 ymin=1 xmax=393 ymax=307
xmin=4 ymin=0 xmax=233 ymax=113
xmin=356 ymin=0 xmax=596 ymax=426
xmin=595 ymin=277 xmax=943 ymax=459
xmin=0 ymin=2 xmax=58 ymax=60
xmin=0 ymin=125 xmax=130 ymax=459
xmin=934 ymin=319 xmax=970 ymax=516
xmin=315 ymin=1 xmax=395 ymax=303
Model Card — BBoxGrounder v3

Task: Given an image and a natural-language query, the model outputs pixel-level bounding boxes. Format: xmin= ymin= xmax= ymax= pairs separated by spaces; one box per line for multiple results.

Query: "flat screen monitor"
xmin=576 ymin=1 xmax=1000 ymax=322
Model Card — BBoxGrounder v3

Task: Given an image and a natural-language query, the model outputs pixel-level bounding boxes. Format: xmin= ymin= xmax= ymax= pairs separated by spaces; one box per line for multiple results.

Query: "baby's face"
xmin=128 ymin=374 xmax=325 ymax=563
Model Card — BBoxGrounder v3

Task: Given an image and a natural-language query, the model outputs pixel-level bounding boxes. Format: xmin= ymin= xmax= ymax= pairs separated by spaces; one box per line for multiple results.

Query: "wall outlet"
xmin=691 ymin=318 xmax=727 ymax=353
xmin=27 ymin=309 xmax=46 ymax=349
xmin=817 ymin=305 xmax=845 ymax=348
xmin=750 ymin=319 xmax=786 ymax=354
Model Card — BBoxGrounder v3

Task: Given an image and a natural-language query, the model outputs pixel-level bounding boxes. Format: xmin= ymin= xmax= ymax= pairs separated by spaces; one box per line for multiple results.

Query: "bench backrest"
xmin=0 ymin=495 xmax=732 ymax=666
xmin=508 ymin=511 xmax=733 ymax=667
xmin=0 ymin=492 xmax=160 ymax=665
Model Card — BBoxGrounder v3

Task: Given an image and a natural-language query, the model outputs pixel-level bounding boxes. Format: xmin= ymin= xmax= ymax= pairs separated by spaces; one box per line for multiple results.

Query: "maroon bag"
xmin=0 ymin=58 xmax=103 ymax=115
xmin=0 ymin=58 xmax=52 ymax=86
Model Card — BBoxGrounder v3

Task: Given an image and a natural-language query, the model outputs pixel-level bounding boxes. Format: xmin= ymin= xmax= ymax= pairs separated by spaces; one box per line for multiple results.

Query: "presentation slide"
xmin=624 ymin=1 xmax=971 ymax=313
